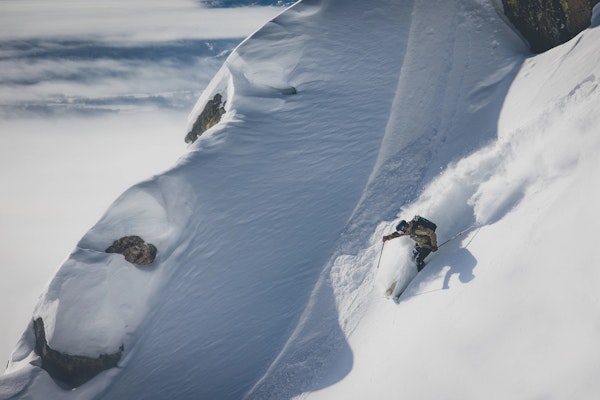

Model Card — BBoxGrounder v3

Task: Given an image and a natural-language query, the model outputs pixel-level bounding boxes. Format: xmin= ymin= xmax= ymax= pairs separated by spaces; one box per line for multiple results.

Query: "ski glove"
xmin=431 ymin=246 xmax=438 ymax=252
xmin=383 ymin=232 xmax=402 ymax=242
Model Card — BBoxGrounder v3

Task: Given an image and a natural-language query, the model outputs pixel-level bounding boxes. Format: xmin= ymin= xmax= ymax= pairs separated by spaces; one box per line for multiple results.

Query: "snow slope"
xmin=3 ymin=0 xmax=600 ymax=399
xmin=303 ymin=15 xmax=600 ymax=399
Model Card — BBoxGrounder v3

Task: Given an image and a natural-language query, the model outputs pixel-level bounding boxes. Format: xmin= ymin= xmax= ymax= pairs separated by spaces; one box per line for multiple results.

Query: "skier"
xmin=382 ymin=216 xmax=438 ymax=271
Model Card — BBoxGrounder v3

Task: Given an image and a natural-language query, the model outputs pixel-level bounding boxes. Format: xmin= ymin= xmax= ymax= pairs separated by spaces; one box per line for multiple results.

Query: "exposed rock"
xmin=502 ymin=0 xmax=600 ymax=53
xmin=33 ymin=318 xmax=122 ymax=388
xmin=270 ymin=85 xmax=297 ymax=95
xmin=106 ymin=235 xmax=157 ymax=266
xmin=185 ymin=93 xmax=226 ymax=144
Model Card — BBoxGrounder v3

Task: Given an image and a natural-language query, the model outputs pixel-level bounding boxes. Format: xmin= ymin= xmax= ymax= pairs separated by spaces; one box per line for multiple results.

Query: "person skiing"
xmin=383 ymin=216 xmax=438 ymax=271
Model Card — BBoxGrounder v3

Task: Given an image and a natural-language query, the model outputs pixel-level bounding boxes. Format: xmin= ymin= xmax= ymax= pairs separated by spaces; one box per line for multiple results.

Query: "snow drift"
xmin=2 ymin=0 xmax=600 ymax=399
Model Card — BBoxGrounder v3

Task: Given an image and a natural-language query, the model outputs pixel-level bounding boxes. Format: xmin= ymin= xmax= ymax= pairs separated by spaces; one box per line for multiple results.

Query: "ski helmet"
xmin=396 ymin=220 xmax=408 ymax=232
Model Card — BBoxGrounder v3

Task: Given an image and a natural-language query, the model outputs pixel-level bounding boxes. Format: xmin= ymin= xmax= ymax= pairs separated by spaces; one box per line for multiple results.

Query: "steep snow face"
xmin=244 ymin=0 xmax=528 ymax=397
xmin=303 ymin=15 xmax=600 ymax=400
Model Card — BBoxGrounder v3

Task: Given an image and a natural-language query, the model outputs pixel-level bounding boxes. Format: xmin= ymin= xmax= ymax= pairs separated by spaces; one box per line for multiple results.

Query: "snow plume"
xmin=428 ymin=27 xmax=600 ymax=229
xmin=397 ymin=24 xmax=600 ymax=239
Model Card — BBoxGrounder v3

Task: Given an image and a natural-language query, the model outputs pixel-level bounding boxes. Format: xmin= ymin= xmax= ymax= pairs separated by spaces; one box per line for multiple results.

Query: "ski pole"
xmin=438 ymin=223 xmax=479 ymax=248
xmin=376 ymin=242 xmax=385 ymax=269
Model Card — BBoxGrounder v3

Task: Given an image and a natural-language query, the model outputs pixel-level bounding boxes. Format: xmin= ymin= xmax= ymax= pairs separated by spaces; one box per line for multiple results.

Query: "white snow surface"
xmin=3 ymin=0 xmax=600 ymax=399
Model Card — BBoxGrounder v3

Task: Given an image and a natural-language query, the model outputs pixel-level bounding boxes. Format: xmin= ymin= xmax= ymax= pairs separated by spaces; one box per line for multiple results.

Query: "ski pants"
xmin=412 ymin=245 xmax=432 ymax=271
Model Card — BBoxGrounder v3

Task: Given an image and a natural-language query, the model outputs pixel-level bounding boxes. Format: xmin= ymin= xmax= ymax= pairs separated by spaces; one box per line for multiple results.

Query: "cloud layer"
xmin=0 ymin=0 xmax=285 ymax=117
xmin=0 ymin=0 xmax=285 ymax=42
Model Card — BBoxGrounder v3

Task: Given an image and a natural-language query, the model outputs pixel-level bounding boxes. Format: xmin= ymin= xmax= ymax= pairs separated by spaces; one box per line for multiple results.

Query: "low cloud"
xmin=0 ymin=41 xmax=235 ymax=117
xmin=0 ymin=0 xmax=284 ymax=117
xmin=0 ymin=0 xmax=285 ymax=43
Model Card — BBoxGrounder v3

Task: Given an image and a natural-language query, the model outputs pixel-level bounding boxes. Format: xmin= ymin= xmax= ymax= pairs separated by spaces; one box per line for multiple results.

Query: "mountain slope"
xmin=302 ymin=6 xmax=600 ymax=400
xmin=3 ymin=1 xmax=600 ymax=399
xmin=244 ymin=0 xmax=528 ymax=397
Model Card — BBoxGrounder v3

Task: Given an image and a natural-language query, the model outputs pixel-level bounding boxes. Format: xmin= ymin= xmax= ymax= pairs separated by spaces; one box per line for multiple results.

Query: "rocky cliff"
xmin=502 ymin=0 xmax=600 ymax=52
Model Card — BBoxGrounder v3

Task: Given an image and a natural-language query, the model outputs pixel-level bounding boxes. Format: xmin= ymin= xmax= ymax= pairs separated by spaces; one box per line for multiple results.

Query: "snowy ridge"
xmin=2 ymin=0 xmax=600 ymax=399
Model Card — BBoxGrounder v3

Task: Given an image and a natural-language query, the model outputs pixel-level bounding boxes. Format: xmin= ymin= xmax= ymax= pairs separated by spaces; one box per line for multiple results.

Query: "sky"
xmin=0 ymin=0 xmax=287 ymax=369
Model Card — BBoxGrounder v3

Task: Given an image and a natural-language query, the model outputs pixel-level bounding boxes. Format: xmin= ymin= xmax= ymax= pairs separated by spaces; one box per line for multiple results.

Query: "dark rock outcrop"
xmin=106 ymin=235 xmax=157 ymax=265
xmin=185 ymin=93 xmax=226 ymax=144
xmin=33 ymin=318 xmax=123 ymax=388
xmin=502 ymin=0 xmax=600 ymax=53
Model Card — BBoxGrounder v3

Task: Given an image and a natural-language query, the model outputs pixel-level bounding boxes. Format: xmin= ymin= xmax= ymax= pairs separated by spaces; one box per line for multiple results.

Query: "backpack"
xmin=412 ymin=215 xmax=437 ymax=232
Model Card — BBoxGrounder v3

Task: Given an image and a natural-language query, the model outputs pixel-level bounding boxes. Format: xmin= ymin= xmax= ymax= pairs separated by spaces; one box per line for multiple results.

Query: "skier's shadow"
xmin=441 ymin=246 xmax=476 ymax=290
xmin=397 ymin=246 xmax=477 ymax=299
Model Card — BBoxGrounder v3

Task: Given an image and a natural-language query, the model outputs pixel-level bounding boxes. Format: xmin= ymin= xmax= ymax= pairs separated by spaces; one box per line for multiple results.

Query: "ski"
xmin=385 ymin=281 xmax=405 ymax=302
xmin=393 ymin=290 xmax=404 ymax=302
xmin=384 ymin=281 xmax=397 ymax=297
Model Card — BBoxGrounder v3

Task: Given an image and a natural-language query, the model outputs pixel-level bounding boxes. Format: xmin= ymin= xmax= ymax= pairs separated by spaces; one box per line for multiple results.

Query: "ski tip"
xmin=384 ymin=281 xmax=397 ymax=297
xmin=392 ymin=291 xmax=404 ymax=303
